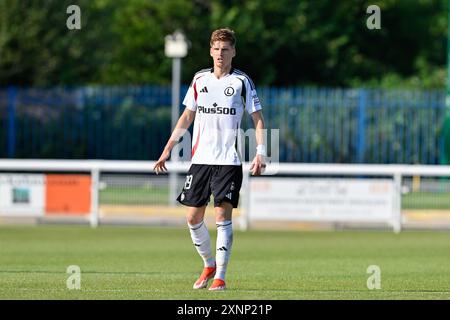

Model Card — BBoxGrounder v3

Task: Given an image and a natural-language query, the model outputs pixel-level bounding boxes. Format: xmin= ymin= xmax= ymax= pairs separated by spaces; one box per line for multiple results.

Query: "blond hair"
xmin=210 ymin=28 xmax=236 ymax=47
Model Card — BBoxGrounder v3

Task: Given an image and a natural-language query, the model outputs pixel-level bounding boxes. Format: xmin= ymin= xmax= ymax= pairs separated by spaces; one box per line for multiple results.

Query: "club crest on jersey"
xmin=224 ymin=86 xmax=235 ymax=96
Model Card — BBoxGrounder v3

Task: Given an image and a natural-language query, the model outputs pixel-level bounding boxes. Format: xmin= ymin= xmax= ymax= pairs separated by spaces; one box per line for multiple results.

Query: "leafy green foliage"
xmin=0 ymin=0 xmax=447 ymax=88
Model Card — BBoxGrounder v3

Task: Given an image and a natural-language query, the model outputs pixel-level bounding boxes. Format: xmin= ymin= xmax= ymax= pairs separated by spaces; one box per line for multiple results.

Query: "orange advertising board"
xmin=45 ymin=175 xmax=91 ymax=215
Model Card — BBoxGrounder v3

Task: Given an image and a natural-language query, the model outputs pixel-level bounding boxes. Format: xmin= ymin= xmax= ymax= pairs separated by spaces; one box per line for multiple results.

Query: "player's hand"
xmin=153 ymin=149 xmax=170 ymax=175
xmin=250 ymin=154 xmax=266 ymax=176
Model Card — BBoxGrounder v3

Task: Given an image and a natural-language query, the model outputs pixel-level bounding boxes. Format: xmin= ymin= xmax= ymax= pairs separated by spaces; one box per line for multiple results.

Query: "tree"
xmin=0 ymin=0 xmax=447 ymax=88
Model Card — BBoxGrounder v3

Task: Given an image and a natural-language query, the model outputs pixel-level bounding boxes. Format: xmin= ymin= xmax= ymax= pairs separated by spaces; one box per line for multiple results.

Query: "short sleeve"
xmin=244 ymin=78 xmax=262 ymax=114
xmin=182 ymin=78 xmax=198 ymax=111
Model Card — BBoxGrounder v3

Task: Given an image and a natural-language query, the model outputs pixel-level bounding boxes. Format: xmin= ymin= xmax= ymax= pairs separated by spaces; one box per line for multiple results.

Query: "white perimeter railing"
xmin=2 ymin=159 xmax=450 ymax=232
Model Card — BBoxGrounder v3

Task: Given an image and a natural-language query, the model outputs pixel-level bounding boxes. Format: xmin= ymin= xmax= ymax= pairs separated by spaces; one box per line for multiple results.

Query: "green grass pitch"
xmin=0 ymin=225 xmax=449 ymax=300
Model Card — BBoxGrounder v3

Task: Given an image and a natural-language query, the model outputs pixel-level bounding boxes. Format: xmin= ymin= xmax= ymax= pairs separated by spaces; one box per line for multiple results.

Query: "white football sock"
xmin=215 ymin=220 xmax=233 ymax=280
xmin=188 ymin=221 xmax=215 ymax=268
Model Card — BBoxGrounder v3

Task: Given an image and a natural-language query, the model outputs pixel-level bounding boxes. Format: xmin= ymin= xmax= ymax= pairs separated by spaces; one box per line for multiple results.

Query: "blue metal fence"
xmin=256 ymin=87 xmax=445 ymax=164
xmin=0 ymin=86 xmax=445 ymax=164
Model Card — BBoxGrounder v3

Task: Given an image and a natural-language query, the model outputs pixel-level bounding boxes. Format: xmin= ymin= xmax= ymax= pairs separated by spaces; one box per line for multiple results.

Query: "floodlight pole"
xmin=165 ymin=31 xmax=188 ymax=206
xmin=171 ymin=58 xmax=181 ymax=142
xmin=442 ymin=1 xmax=450 ymax=165
xmin=169 ymin=58 xmax=181 ymax=206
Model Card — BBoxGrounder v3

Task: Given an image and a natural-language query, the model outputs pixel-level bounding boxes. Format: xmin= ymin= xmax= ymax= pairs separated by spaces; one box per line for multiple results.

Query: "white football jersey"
xmin=182 ymin=68 xmax=262 ymax=165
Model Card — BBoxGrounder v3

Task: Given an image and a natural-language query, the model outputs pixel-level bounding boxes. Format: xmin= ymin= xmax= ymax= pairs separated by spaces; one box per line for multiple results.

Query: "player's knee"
xmin=214 ymin=204 xmax=233 ymax=222
xmin=186 ymin=208 xmax=205 ymax=225
xmin=186 ymin=215 xmax=203 ymax=225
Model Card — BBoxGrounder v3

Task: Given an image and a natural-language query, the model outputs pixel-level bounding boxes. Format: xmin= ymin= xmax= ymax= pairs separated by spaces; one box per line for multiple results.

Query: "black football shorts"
xmin=177 ymin=164 xmax=243 ymax=208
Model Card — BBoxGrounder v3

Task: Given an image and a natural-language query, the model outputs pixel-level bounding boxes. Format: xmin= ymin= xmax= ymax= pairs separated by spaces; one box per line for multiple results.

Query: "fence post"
xmin=239 ymin=165 xmax=251 ymax=231
xmin=7 ymin=87 xmax=17 ymax=158
xmin=90 ymin=166 xmax=100 ymax=228
xmin=357 ymin=89 xmax=367 ymax=163
xmin=392 ymin=172 xmax=402 ymax=233
xmin=169 ymin=171 xmax=178 ymax=206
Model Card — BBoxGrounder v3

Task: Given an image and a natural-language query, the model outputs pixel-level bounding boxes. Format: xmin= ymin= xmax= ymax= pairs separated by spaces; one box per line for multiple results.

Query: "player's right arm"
xmin=154 ymin=71 xmax=204 ymax=174
xmin=153 ymin=108 xmax=196 ymax=174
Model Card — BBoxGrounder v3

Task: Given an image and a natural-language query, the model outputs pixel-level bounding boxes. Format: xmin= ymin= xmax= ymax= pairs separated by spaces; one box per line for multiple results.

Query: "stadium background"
xmin=1 ymin=0 xmax=450 ymax=300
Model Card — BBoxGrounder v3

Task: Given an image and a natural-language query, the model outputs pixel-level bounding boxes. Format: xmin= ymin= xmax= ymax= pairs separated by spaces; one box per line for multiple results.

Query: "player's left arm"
xmin=250 ymin=110 xmax=266 ymax=176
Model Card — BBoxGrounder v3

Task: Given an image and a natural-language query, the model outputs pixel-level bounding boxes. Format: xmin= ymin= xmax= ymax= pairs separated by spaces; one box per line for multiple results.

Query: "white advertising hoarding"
xmin=0 ymin=174 xmax=46 ymax=216
xmin=249 ymin=178 xmax=395 ymax=221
